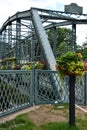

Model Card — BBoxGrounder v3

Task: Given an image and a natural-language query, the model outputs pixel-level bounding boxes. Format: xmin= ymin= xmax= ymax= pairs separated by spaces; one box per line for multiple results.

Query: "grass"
xmin=40 ymin=122 xmax=79 ymax=130
xmin=0 ymin=114 xmax=35 ymax=130
xmin=76 ymin=116 xmax=87 ymax=130
xmin=0 ymin=103 xmax=87 ymax=130
xmin=0 ymin=118 xmax=79 ymax=130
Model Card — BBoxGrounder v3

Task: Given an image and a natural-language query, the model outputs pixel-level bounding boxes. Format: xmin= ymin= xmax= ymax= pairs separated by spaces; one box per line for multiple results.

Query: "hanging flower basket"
xmin=56 ymin=51 xmax=85 ymax=78
xmin=21 ymin=61 xmax=45 ymax=70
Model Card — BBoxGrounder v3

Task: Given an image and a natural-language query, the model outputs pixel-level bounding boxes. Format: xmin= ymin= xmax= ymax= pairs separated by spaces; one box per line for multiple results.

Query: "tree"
xmin=81 ymin=42 xmax=87 ymax=60
xmin=76 ymin=41 xmax=87 ymax=60
xmin=47 ymin=27 xmax=72 ymax=55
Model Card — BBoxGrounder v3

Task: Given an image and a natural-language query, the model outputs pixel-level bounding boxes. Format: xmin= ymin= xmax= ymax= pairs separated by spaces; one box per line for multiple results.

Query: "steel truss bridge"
xmin=0 ymin=4 xmax=87 ymax=117
xmin=0 ymin=5 xmax=87 ymax=70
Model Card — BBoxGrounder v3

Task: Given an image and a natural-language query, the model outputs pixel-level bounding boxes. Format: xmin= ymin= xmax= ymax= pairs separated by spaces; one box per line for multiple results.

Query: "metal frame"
xmin=0 ymin=70 xmax=86 ymax=117
xmin=0 ymin=4 xmax=87 ymax=117
xmin=0 ymin=6 xmax=87 ymax=65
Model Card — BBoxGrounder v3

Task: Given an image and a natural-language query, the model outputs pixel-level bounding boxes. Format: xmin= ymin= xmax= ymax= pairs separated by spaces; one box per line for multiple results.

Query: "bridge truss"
xmin=0 ymin=4 xmax=87 ymax=70
xmin=0 ymin=4 xmax=87 ymax=116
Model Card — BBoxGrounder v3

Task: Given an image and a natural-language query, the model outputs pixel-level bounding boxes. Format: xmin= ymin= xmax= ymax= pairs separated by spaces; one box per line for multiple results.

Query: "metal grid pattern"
xmin=0 ymin=70 xmax=31 ymax=117
xmin=35 ymin=70 xmax=68 ymax=104
xmin=0 ymin=70 xmax=87 ymax=117
xmin=35 ymin=70 xmax=86 ymax=105
xmin=1 ymin=7 xmax=87 ymax=66
xmin=63 ymin=75 xmax=85 ymax=105
xmin=75 ymin=76 xmax=84 ymax=105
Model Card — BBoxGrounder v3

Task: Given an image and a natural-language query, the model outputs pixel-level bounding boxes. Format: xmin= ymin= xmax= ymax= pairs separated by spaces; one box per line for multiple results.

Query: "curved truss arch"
xmin=0 ymin=7 xmax=87 ymax=68
xmin=0 ymin=5 xmax=87 ymax=106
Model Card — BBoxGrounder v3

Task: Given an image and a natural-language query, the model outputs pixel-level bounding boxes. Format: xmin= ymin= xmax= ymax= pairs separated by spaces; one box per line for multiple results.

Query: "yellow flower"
xmin=76 ymin=53 xmax=82 ymax=58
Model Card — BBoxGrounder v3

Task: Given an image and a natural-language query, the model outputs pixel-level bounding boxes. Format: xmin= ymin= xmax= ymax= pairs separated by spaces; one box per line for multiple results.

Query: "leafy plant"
xmin=21 ymin=61 xmax=45 ymax=70
xmin=56 ymin=51 xmax=85 ymax=79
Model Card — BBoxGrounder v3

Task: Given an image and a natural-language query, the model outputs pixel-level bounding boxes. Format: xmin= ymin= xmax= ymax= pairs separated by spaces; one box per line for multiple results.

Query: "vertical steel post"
xmin=69 ymin=75 xmax=76 ymax=126
xmin=84 ymin=72 xmax=87 ymax=106
xmin=8 ymin=22 xmax=12 ymax=47
xmin=31 ymin=28 xmax=36 ymax=62
xmin=53 ymin=26 xmax=57 ymax=57
xmin=3 ymin=28 xmax=7 ymax=43
xmin=72 ymin=24 xmax=76 ymax=52
xmin=16 ymin=18 xmax=21 ymax=64
xmin=8 ymin=23 xmax=12 ymax=58
xmin=0 ymin=32 xmax=3 ymax=59
xmin=2 ymin=28 xmax=6 ymax=59
xmin=30 ymin=69 xmax=35 ymax=105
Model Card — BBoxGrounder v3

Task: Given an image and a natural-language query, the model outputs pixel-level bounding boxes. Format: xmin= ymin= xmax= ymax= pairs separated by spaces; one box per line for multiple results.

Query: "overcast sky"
xmin=0 ymin=0 xmax=87 ymax=45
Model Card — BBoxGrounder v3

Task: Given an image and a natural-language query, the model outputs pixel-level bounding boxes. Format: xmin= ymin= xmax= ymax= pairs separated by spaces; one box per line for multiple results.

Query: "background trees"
xmin=48 ymin=27 xmax=72 ymax=55
xmin=47 ymin=27 xmax=87 ymax=60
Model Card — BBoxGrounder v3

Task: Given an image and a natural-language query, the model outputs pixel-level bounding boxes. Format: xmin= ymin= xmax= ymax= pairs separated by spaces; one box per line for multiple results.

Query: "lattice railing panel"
xmin=0 ymin=70 xmax=86 ymax=117
xmin=75 ymin=76 xmax=84 ymax=105
xmin=0 ymin=70 xmax=31 ymax=116
xmin=35 ymin=70 xmax=86 ymax=105
xmin=35 ymin=70 xmax=66 ymax=104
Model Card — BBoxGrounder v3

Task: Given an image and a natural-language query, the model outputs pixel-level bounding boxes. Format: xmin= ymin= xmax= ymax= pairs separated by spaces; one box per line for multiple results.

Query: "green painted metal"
xmin=0 ymin=70 xmax=86 ymax=117
xmin=0 ymin=5 xmax=87 ymax=117
xmin=84 ymin=73 xmax=87 ymax=105
xmin=0 ymin=70 xmax=32 ymax=117
xmin=0 ymin=7 xmax=87 ymax=66
xmin=31 ymin=8 xmax=56 ymax=70
xmin=72 ymin=24 xmax=76 ymax=51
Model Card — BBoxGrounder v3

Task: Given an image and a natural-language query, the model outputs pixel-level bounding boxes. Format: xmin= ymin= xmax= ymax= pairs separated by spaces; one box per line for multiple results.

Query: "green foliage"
xmin=57 ymin=42 xmax=70 ymax=53
xmin=47 ymin=27 xmax=72 ymax=54
xmin=41 ymin=122 xmax=80 ymax=130
xmin=76 ymin=117 xmax=87 ymax=130
xmin=0 ymin=103 xmax=87 ymax=130
xmin=0 ymin=116 xmax=80 ymax=130
xmin=0 ymin=114 xmax=35 ymax=130
xmin=21 ymin=61 xmax=45 ymax=70
xmin=76 ymin=43 xmax=87 ymax=60
xmin=81 ymin=47 xmax=87 ymax=60
xmin=56 ymin=51 xmax=85 ymax=77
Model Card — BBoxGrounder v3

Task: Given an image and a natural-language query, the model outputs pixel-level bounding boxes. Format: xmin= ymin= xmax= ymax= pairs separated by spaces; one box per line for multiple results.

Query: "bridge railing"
xmin=0 ymin=70 xmax=87 ymax=117
xmin=0 ymin=70 xmax=32 ymax=117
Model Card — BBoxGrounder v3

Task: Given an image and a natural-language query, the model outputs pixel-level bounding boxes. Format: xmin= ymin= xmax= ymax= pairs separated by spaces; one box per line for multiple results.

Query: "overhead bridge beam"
xmin=0 ymin=10 xmax=31 ymax=32
xmin=1 ymin=7 xmax=87 ymax=33
xmin=44 ymin=21 xmax=72 ymax=30
xmin=31 ymin=8 xmax=63 ymax=101
xmin=31 ymin=8 xmax=56 ymax=71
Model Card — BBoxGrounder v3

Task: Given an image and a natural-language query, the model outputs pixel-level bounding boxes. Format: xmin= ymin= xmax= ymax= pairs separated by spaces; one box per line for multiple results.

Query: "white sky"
xmin=0 ymin=0 xmax=87 ymax=45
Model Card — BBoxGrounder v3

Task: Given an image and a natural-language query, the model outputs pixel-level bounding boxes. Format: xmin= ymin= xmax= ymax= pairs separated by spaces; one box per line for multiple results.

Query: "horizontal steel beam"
xmin=1 ymin=7 xmax=87 ymax=33
xmin=0 ymin=10 xmax=31 ymax=32
xmin=45 ymin=21 xmax=72 ymax=29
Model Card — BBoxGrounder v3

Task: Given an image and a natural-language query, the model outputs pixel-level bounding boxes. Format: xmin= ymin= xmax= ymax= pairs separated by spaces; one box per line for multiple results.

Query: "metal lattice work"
xmin=0 ymin=4 xmax=87 ymax=117
xmin=0 ymin=70 xmax=31 ymax=116
xmin=34 ymin=70 xmax=86 ymax=105
xmin=0 ymin=4 xmax=87 ymax=70
xmin=75 ymin=76 xmax=85 ymax=105
xmin=35 ymin=70 xmax=67 ymax=104
xmin=0 ymin=70 xmax=87 ymax=117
